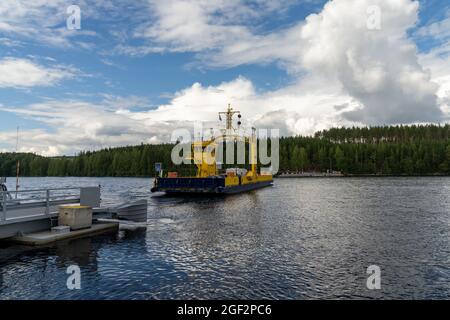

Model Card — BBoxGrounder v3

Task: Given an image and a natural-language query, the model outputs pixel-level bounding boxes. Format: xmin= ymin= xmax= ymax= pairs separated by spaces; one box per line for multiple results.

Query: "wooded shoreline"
xmin=1 ymin=124 xmax=450 ymax=177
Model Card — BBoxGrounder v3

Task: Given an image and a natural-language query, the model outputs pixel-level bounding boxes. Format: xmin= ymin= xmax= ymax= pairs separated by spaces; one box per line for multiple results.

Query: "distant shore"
xmin=276 ymin=172 xmax=344 ymax=178
xmin=275 ymin=172 xmax=450 ymax=178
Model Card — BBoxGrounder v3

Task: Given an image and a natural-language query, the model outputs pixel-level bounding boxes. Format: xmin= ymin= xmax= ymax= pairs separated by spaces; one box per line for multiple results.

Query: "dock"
xmin=9 ymin=221 xmax=119 ymax=245
xmin=0 ymin=186 xmax=115 ymax=242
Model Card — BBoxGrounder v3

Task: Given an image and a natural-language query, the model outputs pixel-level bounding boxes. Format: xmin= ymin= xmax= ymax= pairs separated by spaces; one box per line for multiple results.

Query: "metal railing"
xmin=0 ymin=187 xmax=83 ymax=223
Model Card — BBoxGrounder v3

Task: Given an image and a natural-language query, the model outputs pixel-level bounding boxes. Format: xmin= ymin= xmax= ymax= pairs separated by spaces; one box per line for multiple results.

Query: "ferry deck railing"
xmin=0 ymin=186 xmax=100 ymax=225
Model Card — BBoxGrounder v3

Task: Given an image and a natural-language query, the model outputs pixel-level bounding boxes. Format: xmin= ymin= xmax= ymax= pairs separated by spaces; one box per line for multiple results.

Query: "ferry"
xmin=151 ymin=104 xmax=273 ymax=194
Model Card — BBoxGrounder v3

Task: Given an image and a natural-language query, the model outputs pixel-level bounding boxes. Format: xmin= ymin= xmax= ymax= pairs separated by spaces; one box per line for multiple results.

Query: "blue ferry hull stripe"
xmin=154 ymin=180 xmax=273 ymax=194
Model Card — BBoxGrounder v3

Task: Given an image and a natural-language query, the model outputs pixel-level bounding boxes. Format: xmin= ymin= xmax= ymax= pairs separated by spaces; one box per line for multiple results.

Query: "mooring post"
xmin=46 ymin=189 xmax=50 ymax=215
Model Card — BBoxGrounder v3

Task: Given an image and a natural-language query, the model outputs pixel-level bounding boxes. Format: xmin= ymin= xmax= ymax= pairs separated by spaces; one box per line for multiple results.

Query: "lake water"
xmin=1 ymin=177 xmax=450 ymax=299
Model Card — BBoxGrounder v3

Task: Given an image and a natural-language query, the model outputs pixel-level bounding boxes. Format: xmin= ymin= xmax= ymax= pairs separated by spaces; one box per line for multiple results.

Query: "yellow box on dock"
xmin=58 ymin=205 xmax=92 ymax=230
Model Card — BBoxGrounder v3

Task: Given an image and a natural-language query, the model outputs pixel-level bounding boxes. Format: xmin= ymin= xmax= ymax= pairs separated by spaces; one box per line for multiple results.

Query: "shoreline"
xmin=276 ymin=173 xmax=450 ymax=178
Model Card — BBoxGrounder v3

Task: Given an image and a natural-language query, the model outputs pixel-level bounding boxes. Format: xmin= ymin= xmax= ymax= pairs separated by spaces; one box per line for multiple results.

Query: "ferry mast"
xmin=219 ymin=104 xmax=241 ymax=136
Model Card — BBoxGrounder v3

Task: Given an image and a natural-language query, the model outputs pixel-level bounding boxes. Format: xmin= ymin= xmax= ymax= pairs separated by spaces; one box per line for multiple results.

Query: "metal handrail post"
xmin=46 ymin=189 xmax=50 ymax=215
xmin=1 ymin=192 xmax=6 ymax=222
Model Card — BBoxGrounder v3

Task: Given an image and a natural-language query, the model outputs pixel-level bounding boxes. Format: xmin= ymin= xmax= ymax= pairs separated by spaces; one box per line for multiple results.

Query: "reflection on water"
xmin=1 ymin=177 xmax=450 ymax=299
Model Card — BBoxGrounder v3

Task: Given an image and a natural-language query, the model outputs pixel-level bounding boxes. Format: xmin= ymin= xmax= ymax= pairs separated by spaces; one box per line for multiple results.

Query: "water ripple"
xmin=1 ymin=177 xmax=450 ymax=299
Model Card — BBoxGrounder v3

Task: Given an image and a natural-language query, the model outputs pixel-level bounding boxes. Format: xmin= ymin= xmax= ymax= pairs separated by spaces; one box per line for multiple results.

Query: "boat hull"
xmin=219 ymin=180 xmax=273 ymax=194
xmin=152 ymin=177 xmax=273 ymax=195
xmin=115 ymin=200 xmax=148 ymax=222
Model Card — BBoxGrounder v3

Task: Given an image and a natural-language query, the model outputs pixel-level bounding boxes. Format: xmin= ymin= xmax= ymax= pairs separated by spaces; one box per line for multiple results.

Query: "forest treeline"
xmin=1 ymin=124 xmax=450 ymax=177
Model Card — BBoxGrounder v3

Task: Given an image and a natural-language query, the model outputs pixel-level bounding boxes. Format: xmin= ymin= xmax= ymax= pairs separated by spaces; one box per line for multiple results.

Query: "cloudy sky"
xmin=0 ymin=0 xmax=449 ymax=156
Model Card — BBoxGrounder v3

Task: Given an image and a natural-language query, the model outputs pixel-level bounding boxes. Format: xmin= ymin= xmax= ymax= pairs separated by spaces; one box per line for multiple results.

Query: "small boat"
xmin=114 ymin=199 xmax=148 ymax=222
xmin=151 ymin=104 xmax=273 ymax=195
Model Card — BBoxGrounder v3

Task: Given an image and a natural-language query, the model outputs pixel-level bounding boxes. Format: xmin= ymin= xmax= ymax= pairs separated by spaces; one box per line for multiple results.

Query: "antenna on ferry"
xmin=218 ymin=103 xmax=241 ymax=135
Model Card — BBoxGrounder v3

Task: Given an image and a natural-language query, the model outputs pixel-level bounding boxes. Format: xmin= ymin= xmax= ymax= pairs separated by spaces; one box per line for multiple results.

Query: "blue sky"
xmin=0 ymin=0 xmax=449 ymax=155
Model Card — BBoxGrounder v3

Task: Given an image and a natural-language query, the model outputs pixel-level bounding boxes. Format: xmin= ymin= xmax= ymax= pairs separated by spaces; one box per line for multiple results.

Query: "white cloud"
xmin=419 ymin=42 xmax=450 ymax=118
xmin=1 ymin=0 xmax=449 ymax=155
xmin=0 ymin=0 xmax=109 ymax=47
xmin=144 ymin=75 xmax=355 ymax=133
xmin=0 ymin=99 xmax=168 ymax=156
xmin=125 ymin=0 xmax=300 ymax=66
xmin=0 ymin=37 xmax=22 ymax=47
xmin=0 ymin=57 xmax=78 ymax=88
xmin=0 ymin=76 xmax=355 ymax=155
xmin=134 ymin=0 xmax=291 ymax=53
xmin=416 ymin=10 xmax=450 ymax=41
xmin=416 ymin=7 xmax=450 ymax=120
xmin=123 ymin=0 xmax=445 ymax=125
xmin=298 ymin=0 xmax=442 ymax=124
